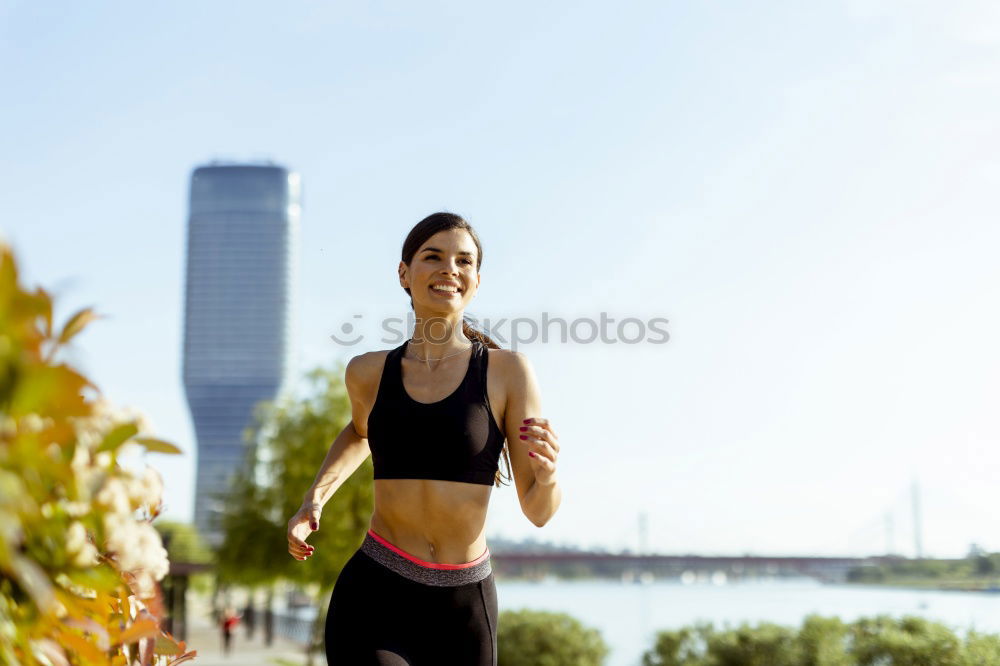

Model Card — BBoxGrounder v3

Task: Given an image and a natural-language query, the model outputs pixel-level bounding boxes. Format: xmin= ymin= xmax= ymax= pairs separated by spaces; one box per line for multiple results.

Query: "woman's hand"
xmin=519 ymin=417 xmax=559 ymax=485
xmin=287 ymin=501 xmax=321 ymax=561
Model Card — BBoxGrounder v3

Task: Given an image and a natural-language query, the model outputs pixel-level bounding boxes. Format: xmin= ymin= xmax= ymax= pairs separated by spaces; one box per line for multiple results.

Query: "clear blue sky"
xmin=3 ymin=0 xmax=998 ymax=557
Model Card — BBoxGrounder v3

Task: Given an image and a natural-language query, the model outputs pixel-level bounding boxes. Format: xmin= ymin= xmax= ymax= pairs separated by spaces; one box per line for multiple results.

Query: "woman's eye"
xmin=425 ymin=254 xmax=473 ymax=266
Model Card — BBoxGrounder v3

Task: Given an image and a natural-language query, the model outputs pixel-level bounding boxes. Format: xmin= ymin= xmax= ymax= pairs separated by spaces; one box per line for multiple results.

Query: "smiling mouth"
xmin=430 ymin=285 xmax=462 ymax=296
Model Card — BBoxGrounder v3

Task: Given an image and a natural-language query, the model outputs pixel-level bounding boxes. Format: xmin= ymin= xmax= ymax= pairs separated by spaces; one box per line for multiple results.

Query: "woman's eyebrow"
xmin=420 ymin=247 xmax=474 ymax=256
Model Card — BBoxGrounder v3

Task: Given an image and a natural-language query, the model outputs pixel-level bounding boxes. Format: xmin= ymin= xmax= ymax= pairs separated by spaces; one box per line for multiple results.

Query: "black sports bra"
xmin=366 ymin=339 xmax=507 ymax=485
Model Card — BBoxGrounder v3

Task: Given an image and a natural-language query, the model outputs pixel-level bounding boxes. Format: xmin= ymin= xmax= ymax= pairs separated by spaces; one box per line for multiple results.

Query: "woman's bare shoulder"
xmin=345 ymin=348 xmax=393 ymax=391
xmin=485 ymin=347 xmax=536 ymax=395
xmin=487 ymin=347 xmax=532 ymax=373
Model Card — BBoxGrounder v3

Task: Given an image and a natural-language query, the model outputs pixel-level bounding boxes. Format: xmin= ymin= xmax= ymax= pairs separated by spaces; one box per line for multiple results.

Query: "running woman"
xmin=286 ymin=212 xmax=562 ymax=665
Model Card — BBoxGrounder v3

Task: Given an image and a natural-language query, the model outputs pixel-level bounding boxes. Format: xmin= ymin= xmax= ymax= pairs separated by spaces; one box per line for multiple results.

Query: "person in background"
xmin=243 ymin=600 xmax=256 ymax=638
xmin=220 ymin=605 xmax=241 ymax=655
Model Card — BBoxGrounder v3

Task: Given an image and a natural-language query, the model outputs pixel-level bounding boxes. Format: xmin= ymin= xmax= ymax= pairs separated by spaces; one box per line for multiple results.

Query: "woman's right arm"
xmin=288 ymin=353 xmax=375 ymax=560
xmin=302 ymin=418 xmax=370 ymax=508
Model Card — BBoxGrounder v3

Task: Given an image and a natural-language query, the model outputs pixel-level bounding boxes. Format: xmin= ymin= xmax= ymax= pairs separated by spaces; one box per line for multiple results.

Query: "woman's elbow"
xmin=522 ymin=508 xmax=555 ymax=528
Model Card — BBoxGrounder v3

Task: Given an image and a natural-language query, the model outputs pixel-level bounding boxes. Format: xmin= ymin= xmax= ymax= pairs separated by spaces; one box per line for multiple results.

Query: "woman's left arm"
xmin=502 ymin=350 xmax=562 ymax=527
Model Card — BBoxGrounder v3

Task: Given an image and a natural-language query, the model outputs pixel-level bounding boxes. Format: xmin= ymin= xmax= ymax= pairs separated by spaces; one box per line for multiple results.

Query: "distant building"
xmin=182 ymin=163 xmax=300 ymax=545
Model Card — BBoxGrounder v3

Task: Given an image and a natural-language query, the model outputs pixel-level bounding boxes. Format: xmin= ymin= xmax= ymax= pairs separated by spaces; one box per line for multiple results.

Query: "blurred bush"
xmin=0 ymin=242 xmax=192 ymax=664
xmin=642 ymin=613 xmax=1000 ymax=665
xmin=498 ymin=608 xmax=608 ymax=666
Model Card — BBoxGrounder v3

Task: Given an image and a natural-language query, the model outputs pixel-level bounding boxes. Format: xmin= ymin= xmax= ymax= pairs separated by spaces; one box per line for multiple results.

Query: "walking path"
xmin=173 ymin=590 xmax=319 ymax=666
xmin=179 ymin=620 xmax=312 ymax=666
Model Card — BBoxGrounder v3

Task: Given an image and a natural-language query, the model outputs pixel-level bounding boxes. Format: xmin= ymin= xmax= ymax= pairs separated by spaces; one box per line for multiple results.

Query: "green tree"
xmin=641 ymin=622 xmax=712 ymax=666
xmin=794 ymin=614 xmax=850 ymax=666
xmin=154 ymin=519 xmax=214 ymax=595
xmin=964 ymin=630 xmax=1000 ymax=664
xmin=498 ymin=608 xmax=609 ymax=666
xmin=706 ymin=621 xmax=798 ymax=666
xmin=155 ymin=520 xmax=212 ymax=564
xmin=214 ymin=364 xmax=374 ymax=661
xmin=973 ymin=554 xmax=996 ymax=576
xmin=849 ymin=614 xmax=963 ymax=666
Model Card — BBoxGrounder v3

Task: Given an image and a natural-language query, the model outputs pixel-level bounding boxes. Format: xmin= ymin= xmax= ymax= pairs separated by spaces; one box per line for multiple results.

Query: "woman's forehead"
xmin=419 ymin=230 xmax=477 ymax=255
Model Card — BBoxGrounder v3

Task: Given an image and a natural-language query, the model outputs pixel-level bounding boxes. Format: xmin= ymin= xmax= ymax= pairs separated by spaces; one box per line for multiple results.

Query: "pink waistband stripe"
xmin=366 ymin=529 xmax=490 ymax=570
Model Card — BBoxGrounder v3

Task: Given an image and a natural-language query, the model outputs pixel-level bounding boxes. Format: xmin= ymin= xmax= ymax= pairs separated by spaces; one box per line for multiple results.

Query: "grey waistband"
xmin=359 ymin=531 xmax=492 ymax=587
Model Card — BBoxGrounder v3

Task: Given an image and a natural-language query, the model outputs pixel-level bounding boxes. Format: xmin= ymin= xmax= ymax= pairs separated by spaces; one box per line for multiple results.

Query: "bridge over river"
xmin=489 ymin=551 xmax=894 ymax=583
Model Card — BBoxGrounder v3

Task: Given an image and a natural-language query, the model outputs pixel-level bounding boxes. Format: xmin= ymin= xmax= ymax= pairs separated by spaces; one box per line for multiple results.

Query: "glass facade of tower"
xmin=182 ymin=164 xmax=300 ymax=545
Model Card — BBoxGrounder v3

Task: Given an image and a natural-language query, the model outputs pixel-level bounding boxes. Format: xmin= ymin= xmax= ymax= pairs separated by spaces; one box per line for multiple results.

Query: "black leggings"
xmin=325 ymin=530 xmax=498 ymax=665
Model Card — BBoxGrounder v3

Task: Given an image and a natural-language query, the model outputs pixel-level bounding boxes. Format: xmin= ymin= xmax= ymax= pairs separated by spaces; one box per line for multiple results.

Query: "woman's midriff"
xmin=370 ymin=478 xmax=492 ymax=564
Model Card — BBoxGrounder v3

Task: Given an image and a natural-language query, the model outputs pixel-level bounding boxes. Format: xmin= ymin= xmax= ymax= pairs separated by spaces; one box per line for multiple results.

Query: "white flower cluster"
xmin=61 ymin=397 xmax=170 ymax=599
xmin=65 ymin=521 xmax=99 ymax=568
xmin=102 ymin=512 xmax=170 ymax=599
xmin=94 ymin=466 xmax=163 ymax=516
xmin=0 ymin=413 xmax=55 ymax=438
xmin=89 ymin=467 xmax=169 ymax=598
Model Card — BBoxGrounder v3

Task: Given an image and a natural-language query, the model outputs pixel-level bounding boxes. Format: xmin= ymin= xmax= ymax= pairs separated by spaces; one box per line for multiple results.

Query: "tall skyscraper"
xmin=182 ymin=163 xmax=300 ymax=545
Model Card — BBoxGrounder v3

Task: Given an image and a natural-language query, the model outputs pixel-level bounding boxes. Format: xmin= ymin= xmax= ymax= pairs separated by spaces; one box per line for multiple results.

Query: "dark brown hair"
xmin=400 ymin=212 xmax=512 ymax=487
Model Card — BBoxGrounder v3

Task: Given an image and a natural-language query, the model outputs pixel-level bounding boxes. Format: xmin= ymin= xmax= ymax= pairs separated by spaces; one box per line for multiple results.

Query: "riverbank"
xmin=842 ymin=579 xmax=1000 ymax=594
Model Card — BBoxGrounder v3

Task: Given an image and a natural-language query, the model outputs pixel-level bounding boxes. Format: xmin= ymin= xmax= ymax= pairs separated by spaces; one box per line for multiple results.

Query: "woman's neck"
xmin=405 ymin=335 xmax=473 ymax=362
xmin=409 ymin=315 xmax=469 ymax=355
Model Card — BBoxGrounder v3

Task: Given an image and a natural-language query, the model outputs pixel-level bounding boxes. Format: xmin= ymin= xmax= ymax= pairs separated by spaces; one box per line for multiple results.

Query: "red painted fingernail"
xmin=519 ymin=426 xmax=526 ymax=431
xmin=523 ymin=419 xmax=530 ymax=423
xmin=519 ymin=435 xmax=526 ymax=439
xmin=528 ymin=451 xmax=536 ymax=457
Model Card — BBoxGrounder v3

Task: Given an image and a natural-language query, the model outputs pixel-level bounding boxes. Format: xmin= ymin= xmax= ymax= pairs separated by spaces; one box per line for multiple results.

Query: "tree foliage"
xmin=498 ymin=608 xmax=609 ymax=666
xmin=847 ymin=554 xmax=1000 ymax=586
xmin=153 ymin=521 xmax=212 ymax=566
xmin=215 ymin=364 xmax=374 ymax=587
xmin=642 ymin=613 xmax=1000 ymax=666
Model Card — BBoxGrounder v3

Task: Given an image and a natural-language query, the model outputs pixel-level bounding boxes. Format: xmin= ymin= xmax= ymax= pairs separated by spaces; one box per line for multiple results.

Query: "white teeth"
xmin=431 ymin=285 xmax=459 ymax=292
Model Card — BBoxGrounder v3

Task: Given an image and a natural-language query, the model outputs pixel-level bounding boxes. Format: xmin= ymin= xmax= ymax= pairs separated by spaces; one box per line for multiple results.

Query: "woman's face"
xmin=401 ymin=228 xmax=480 ymax=314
